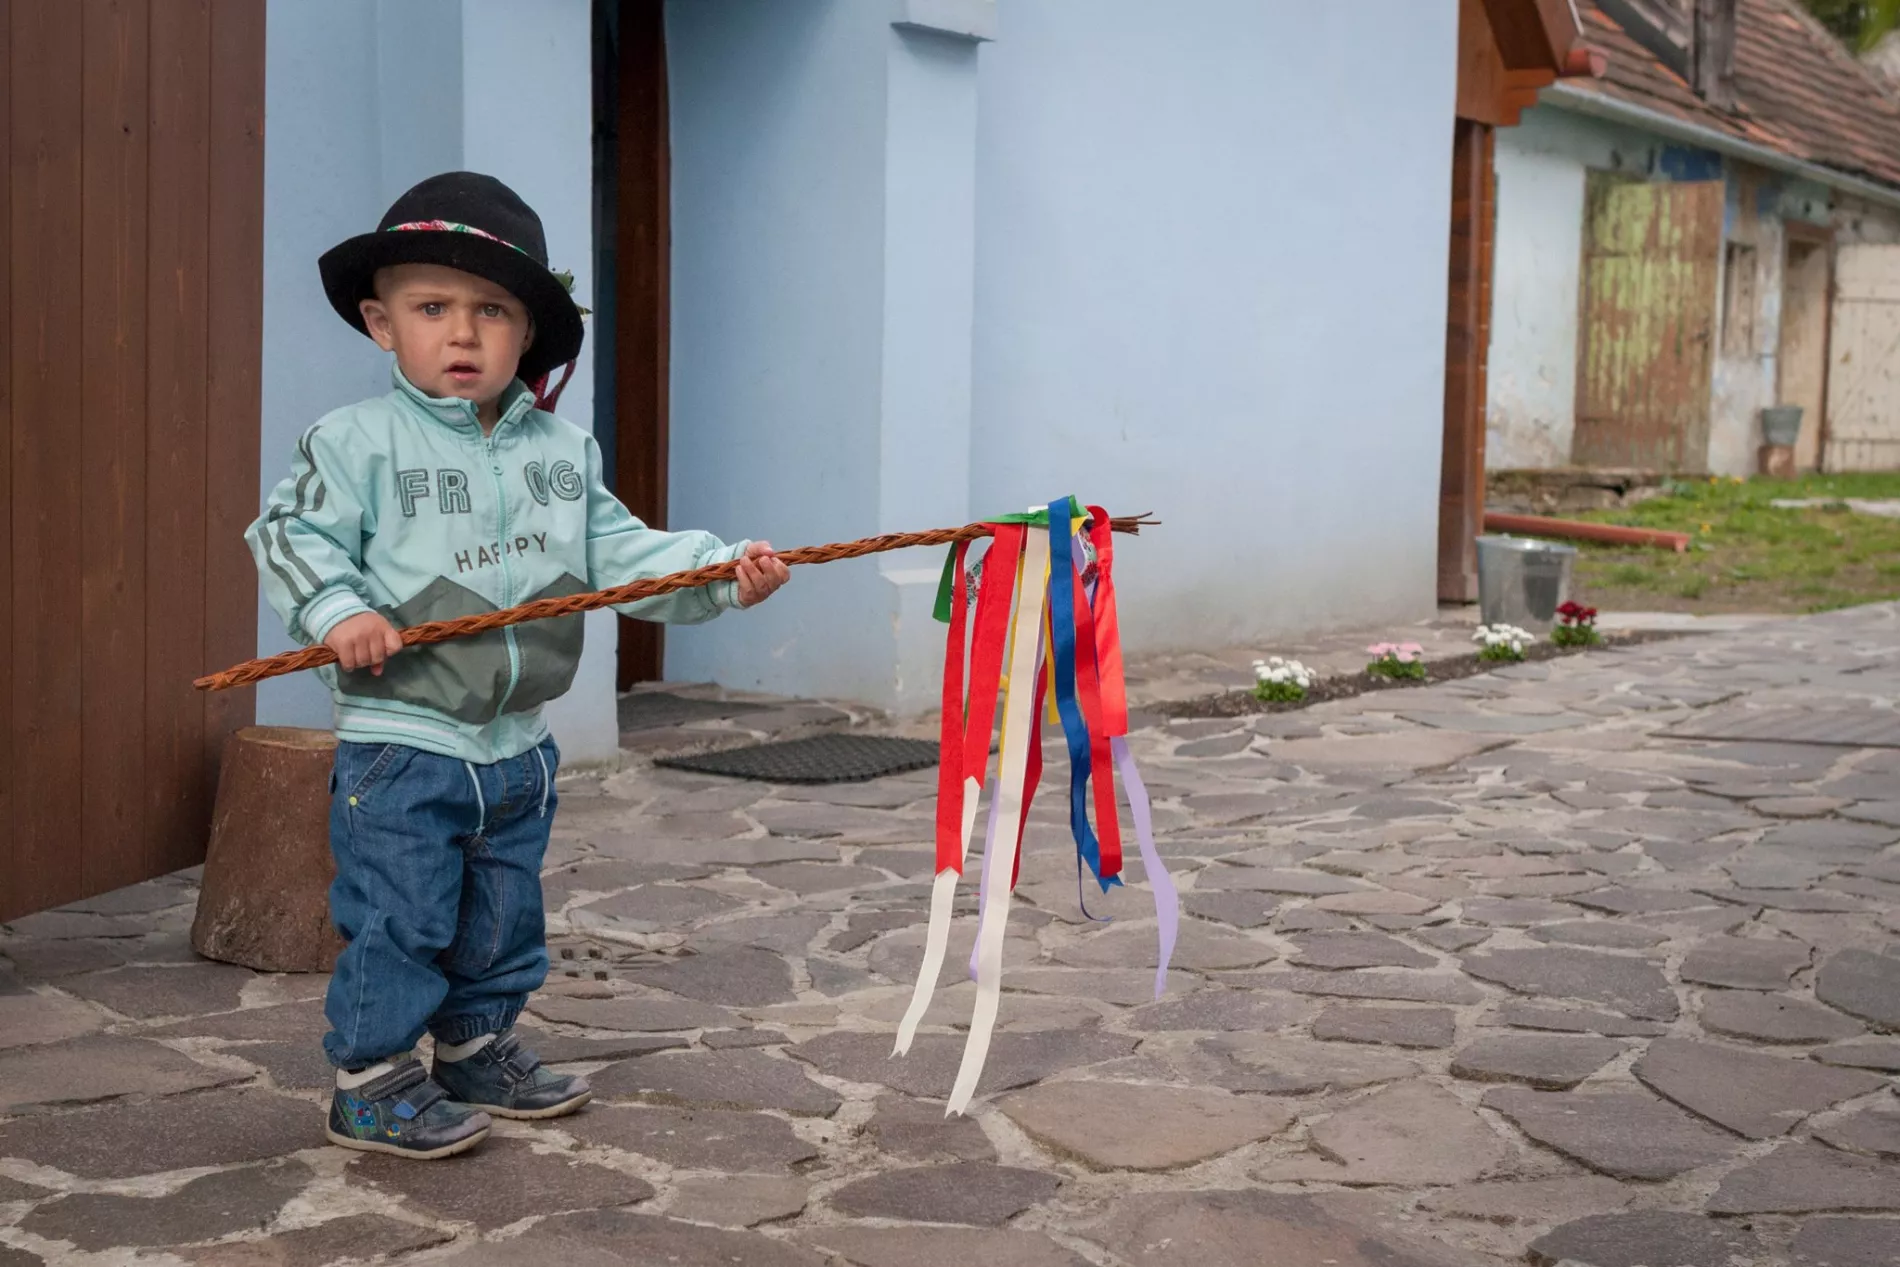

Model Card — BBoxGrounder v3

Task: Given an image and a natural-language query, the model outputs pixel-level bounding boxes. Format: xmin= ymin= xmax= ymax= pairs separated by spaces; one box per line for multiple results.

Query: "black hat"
xmin=318 ymin=171 xmax=584 ymax=385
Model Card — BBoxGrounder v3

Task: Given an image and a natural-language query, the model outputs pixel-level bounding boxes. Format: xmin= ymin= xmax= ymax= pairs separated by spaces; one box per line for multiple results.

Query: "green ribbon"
xmin=933 ymin=498 xmax=1082 ymax=623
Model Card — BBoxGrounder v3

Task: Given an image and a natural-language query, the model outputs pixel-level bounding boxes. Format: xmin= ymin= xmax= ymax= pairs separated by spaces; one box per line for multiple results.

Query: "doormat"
xmin=1666 ymin=706 xmax=1900 ymax=748
xmin=653 ymin=733 xmax=939 ymax=784
xmin=618 ymin=691 xmax=769 ymax=733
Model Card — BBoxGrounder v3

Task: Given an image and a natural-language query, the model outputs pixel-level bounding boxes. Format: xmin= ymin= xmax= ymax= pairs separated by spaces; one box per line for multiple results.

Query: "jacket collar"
xmin=390 ymin=365 xmax=536 ymax=436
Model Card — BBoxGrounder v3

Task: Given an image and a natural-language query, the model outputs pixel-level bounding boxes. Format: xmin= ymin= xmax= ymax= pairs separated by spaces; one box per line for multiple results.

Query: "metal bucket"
xmin=1761 ymin=405 xmax=1804 ymax=448
xmin=1476 ymin=535 xmax=1576 ymax=632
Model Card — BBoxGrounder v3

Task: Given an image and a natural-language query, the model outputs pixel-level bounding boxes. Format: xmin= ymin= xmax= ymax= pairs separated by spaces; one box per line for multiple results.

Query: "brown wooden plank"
xmin=1456 ymin=0 xmax=1509 ymax=125
xmin=200 ymin=0 xmax=264 ymax=845
xmin=1438 ymin=120 xmax=1494 ymax=604
xmin=0 ymin=0 xmax=15 ymax=917
xmin=614 ymin=0 xmax=670 ymax=689
xmin=1479 ymin=0 xmax=1571 ymax=71
xmin=80 ymin=0 xmax=153 ymax=897
xmin=7 ymin=0 xmax=88 ymax=920
xmin=144 ymin=0 xmax=213 ymax=876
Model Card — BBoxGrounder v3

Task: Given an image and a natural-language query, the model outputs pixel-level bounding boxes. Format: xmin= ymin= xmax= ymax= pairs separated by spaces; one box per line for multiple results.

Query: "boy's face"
xmin=359 ymin=264 xmax=534 ymax=408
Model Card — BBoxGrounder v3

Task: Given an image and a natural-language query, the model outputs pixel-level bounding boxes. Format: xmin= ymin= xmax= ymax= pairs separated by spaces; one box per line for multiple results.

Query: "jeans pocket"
xmin=344 ymin=743 xmax=414 ymax=809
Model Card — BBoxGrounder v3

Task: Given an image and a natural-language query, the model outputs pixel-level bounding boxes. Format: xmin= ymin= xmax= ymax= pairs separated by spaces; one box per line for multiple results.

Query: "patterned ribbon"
xmin=384 ymin=219 xmax=528 ymax=254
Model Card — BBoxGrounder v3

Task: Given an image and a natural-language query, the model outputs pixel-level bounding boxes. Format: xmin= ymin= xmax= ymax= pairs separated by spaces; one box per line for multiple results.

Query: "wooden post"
xmin=1439 ymin=118 xmax=1496 ymax=604
xmin=191 ymin=727 xmax=344 ymax=974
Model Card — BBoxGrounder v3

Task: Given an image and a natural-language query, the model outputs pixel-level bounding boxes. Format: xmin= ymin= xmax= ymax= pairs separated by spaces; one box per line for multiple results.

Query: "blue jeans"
xmin=323 ymin=737 xmax=559 ymax=1069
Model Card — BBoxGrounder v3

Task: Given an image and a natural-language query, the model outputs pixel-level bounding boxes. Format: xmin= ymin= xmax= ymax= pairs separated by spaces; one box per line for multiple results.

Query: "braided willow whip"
xmin=195 ymin=514 xmax=1157 ymax=692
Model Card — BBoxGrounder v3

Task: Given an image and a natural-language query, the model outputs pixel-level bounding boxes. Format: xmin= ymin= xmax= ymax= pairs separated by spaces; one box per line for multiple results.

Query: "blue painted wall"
xmin=665 ymin=0 xmax=1463 ymax=710
xmin=969 ymin=0 xmax=1458 ymax=656
xmin=662 ymin=2 xmax=947 ymax=707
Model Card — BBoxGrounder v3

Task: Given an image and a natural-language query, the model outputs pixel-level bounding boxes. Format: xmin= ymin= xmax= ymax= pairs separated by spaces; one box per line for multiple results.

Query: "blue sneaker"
xmin=326 ymin=1057 xmax=491 ymax=1159
xmin=433 ymin=1030 xmax=592 ymax=1120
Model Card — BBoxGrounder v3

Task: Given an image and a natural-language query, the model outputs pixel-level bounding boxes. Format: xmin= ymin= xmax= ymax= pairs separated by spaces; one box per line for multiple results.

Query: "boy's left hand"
xmin=735 ymin=541 xmax=790 ymax=608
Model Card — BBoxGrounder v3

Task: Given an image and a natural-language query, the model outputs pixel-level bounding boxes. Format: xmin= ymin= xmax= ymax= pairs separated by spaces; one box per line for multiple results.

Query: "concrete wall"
xmin=258 ymin=0 xmax=617 ymax=763
xmin=665 ymin=0 xmax=1463 ymax=710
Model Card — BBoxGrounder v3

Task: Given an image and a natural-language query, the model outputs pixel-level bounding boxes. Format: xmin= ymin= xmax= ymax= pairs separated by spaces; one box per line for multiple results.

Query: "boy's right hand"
xmin=326 ymin=612 xmax=404 ymax=675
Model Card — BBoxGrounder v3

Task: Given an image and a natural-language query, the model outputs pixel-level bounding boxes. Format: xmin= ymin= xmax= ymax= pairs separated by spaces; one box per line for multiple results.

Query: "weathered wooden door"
xmin=1822 ymin=244 xmax=1900 ymax=472
xmin=1571 ymin=176 xmax=1723 ymax=471
xmin=1779 ymin=232 xmax=1832 ymax=472
xmin=2 ymin=0 xmax=264 ymax=923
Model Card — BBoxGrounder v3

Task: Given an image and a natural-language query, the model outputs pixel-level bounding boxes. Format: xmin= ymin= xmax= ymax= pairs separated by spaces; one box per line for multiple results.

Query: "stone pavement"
xmin=4 ymin=606 xmax=1900 ymax=1266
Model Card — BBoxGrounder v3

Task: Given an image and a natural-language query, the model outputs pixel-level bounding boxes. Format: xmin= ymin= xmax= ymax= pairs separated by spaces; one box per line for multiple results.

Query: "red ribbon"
xmin=1070 ymin=542 xmax=1123 ymax=880
xmin=932 ymin=540 xmax=971 ymax=875
xmin=963 ymin=526 xmax=1022 ymax=783
xmin=1086 ymin=506 xmax=1129 ymax=736
xmin=1012 ymin=656 xmax=1048 ymax=891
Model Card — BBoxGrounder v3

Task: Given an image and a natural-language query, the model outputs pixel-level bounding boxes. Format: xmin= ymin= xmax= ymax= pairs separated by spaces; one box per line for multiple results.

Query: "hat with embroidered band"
xmin=318 ymin=171 xmax=585 ymax=388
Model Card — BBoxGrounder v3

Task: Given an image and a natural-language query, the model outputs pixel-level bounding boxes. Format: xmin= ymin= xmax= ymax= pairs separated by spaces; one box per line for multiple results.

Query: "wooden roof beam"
xmin=1479 ymin=0 xmax=1581 ymax=71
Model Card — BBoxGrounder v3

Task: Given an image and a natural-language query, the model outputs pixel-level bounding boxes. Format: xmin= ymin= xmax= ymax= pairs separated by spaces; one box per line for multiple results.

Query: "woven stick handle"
xmin=195 ymin=514 xmax=1155 ymax=692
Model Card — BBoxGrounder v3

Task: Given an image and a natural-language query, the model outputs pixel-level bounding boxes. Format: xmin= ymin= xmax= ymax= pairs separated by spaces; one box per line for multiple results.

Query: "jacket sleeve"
xmin=580 ymin=434 xmax=750 ymax=624
xmin=246 ymin=423 xmax=378 ymax=646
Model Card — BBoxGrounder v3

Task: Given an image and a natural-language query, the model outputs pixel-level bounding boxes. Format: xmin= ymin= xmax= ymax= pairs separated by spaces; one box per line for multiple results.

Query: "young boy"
xmin=248 ymin=172 xmax=789 ymax=1159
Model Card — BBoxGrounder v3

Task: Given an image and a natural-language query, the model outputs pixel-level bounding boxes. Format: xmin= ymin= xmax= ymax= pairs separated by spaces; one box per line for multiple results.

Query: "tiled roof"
xmin=1567 ymin=0 xmax=1900 ymax=190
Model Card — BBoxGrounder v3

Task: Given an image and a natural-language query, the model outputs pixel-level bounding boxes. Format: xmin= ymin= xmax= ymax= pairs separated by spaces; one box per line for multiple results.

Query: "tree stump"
xmin=191 ymin=726 xmax=344 ymax=973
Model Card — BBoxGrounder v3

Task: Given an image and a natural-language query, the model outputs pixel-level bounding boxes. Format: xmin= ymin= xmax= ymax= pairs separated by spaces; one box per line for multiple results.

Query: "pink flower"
xmin=1398 ymin=642 xmax=1424 ymax=661
xmin=1367 ymin=643 xmax=1397 ymax=656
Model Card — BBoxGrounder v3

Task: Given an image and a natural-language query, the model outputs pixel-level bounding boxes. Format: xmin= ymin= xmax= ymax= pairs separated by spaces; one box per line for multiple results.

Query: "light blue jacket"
xmin=247 ymin=369 xmax=747 ymax=763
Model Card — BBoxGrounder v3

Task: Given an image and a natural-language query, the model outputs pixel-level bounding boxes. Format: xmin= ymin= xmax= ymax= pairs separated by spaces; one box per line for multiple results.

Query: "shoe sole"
xmin=476 ymin=1088 xmax=594 ymax=1121
xmin=325 ymin=1124 xmax=490 ymax=1159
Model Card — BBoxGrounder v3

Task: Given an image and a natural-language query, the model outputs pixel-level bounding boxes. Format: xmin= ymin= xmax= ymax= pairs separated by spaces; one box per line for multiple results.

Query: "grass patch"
xmin=1553 ymin=472 xmax=1900 ymax=615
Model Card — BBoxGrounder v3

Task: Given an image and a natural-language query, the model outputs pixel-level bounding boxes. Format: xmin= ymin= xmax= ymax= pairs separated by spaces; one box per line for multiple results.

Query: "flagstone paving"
xmin=3 ymin=606 xmax=1900 ymax=1264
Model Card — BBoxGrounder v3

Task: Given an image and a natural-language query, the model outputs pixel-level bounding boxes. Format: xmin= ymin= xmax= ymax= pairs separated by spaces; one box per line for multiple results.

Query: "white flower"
xmin=1474 ymin=624 xmax=1535 ymax=654
xmin=1253 ymin=656 xmax=1314 ymax=689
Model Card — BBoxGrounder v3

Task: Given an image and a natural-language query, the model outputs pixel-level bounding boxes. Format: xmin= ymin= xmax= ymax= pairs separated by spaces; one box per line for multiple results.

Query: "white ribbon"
xmin=947 ymin=528 xmax=1050 ymax=1114
xmin=891 ymin=771 xmax=984 ymax=1055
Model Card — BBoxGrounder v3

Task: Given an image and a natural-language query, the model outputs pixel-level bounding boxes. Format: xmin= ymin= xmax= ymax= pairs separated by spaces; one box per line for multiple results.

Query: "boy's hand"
xmin=735 ymin=541 xmax=790 ymax=609
xmin=325 ymin=612 xmax=404 ymax=675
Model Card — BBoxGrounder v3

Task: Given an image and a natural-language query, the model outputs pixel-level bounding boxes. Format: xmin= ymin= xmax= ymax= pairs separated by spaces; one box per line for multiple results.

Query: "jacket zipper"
xmin=483 ymin=429 xmax=525 ymax=717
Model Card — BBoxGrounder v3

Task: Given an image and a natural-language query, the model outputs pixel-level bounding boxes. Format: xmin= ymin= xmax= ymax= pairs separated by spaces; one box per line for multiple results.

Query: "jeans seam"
xmin=463 ymin=761 xmax=486 ymax=832
xmin=350 ymin=909 xmax=378 ymax=1063
xmin=349 ymin=743 xmax=401 ymax=806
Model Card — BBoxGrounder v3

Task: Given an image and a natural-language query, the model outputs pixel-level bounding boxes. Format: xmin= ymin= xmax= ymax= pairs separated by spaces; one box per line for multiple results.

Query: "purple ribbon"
xmin=1112 ymin=735 xmax=1179 ymax=998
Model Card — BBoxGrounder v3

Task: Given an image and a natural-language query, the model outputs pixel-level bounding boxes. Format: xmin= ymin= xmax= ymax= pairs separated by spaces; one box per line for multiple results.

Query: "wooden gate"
xmin=1571 ymin=176 xmax=1723 ymax=471
xmin=1822 ymin=244 xmax=1900 ymax=472
xmin=2 ymin=0 xmax=264 ymax=923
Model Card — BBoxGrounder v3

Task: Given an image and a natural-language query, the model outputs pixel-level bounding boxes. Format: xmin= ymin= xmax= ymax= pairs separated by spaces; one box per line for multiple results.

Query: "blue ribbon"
xmin=1046 ymin=497 xmax=1121 ymax=892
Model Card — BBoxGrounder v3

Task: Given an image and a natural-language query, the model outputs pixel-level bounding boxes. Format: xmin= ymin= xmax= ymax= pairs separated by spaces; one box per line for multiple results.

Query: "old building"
xmin=1486 ymin=0 xmax=1900 ymax=479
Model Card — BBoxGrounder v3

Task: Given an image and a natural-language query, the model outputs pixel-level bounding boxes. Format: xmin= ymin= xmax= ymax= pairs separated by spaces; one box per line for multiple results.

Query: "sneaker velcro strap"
xmin=399 ymin=1078 xmax=449 ymax=1118
xmin=490 ymin=1033 xmax=542 ymax=1082
xmin=359 ymin=1058 xmax=430 ymax=1103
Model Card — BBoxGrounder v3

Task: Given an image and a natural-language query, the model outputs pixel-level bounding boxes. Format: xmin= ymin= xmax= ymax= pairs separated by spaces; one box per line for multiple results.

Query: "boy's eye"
xmin=420 ymin=302 xmax=445 ymax=317
xmin=480 ymin=303 xmax=506 ymax=319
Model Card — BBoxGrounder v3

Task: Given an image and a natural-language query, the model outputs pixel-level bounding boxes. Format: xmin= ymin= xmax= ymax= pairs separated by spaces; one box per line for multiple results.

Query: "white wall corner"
xmin=892 ymin=0 xmax=996 ymax=42
xmin=881 ymin=561 xmax=951 ymax=714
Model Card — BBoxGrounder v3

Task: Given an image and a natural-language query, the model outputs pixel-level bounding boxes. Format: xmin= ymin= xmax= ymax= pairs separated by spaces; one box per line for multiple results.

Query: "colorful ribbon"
xmin=898 ymin=498 xmax=1180 ymax=1114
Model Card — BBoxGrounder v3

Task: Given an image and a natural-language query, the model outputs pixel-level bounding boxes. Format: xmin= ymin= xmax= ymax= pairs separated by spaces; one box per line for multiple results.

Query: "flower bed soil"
xmin=1158 ymin=630 xmax=1683 ymax=719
